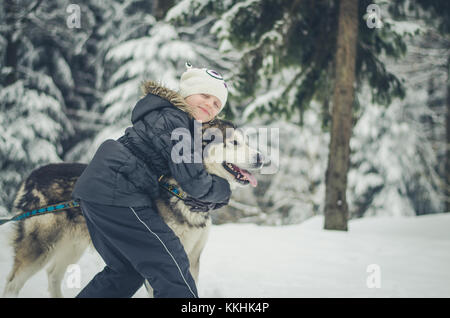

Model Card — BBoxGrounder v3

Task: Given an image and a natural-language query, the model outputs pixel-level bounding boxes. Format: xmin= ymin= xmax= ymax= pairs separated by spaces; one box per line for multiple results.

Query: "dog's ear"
xmin=201 ymin=119 xmax=219 ymax=131
xmin=218 ymin=118 xmax=236 ymax=129
xmin=201 ymin=118 xmax=237 ymax=150
xmin=202 ymin=118 xmax=236 ymax=132
xmin=202 ymin=126 xmax=222 ymax=149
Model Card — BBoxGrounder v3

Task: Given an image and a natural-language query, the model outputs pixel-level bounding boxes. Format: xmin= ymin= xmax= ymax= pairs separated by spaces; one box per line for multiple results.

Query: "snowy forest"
xmin=1 ymin=0 xmax=450 ymax=300
xmin=0 ymin=0 xmax=449 ymax=228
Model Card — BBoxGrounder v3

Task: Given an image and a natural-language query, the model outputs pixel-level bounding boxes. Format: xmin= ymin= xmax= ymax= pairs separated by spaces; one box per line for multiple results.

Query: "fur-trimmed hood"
xmin=131 ymin=80 xmax=196 ymax=124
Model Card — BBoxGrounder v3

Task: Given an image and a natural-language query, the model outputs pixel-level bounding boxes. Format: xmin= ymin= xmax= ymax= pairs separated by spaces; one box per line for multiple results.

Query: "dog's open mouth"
xmin=222 ymin=162 xmax=258 ymax=187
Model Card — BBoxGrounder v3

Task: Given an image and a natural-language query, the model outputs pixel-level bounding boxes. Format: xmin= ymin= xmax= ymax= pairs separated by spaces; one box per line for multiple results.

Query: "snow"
xmin=1 ymin=213 xmax=449 ymax=298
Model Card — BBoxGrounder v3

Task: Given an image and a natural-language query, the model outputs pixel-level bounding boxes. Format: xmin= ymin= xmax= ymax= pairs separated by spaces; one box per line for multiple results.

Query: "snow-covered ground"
xmin=0 ymin=213 xmax=449 ymax=298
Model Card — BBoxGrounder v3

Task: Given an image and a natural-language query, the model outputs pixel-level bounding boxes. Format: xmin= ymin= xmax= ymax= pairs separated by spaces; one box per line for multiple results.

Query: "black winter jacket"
xmin=72 ymin=81 xmax=231 ymax=207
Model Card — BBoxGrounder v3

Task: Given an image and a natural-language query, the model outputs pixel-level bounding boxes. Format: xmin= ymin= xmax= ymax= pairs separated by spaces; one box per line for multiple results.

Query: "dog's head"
xmin=201 ymin=119 xmax=267 ymax=189
xmin=157 ymin=118 xmax=267 ymax=226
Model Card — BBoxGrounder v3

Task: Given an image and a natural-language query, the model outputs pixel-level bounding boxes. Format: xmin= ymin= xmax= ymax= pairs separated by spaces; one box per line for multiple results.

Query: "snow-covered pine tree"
xmin=75 ymin=1 xmax=235 ymax=162
xmin=349 ymin=77 xmax=444 ymax=217
xmin=0 ymin=1 xmax=78 ymax=215
xmin=389 ymin=0 xmax=450 ymax=212
xmin=64 ymin=0 xmax=156 ymax=162
xmin=0 ymin=0 xmax=110 ymax=215
xmin=347 ymin=1 xmax=449 ymax=218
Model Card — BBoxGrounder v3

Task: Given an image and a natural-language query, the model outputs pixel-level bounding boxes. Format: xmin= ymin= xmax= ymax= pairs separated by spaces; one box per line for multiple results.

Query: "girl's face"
xmin=185 ymin=93 xmax=222 ymax=122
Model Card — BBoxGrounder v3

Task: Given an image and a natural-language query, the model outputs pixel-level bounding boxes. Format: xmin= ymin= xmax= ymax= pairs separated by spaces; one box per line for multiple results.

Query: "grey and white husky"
xmin=2 ymin=119 xmax=264 ymax=298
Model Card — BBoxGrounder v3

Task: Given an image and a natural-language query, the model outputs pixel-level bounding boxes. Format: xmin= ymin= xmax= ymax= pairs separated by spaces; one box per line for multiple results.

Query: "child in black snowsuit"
xmin=72 ymin=66 xmax=231 ymax=298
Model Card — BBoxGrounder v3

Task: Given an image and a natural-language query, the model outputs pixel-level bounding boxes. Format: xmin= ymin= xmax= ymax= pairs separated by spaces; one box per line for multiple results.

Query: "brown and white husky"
xmin=2 ymin=118 xmax=264 ymax=297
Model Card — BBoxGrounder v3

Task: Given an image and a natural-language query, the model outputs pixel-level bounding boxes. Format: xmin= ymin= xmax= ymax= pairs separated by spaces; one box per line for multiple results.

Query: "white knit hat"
xmin=179 ymin=64 xmax=228 ymax=112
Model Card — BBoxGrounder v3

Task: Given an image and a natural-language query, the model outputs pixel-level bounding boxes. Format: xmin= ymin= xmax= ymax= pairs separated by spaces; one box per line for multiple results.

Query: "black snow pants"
xmin=76 ymin=199 xmax=198 ymax=298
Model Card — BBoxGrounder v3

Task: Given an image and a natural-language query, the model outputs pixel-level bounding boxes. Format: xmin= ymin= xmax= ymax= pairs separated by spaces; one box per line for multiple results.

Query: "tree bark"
xmin=446 ymin=54 xmax=450 ymax=213
xmin=324 ymin=0 xmax=359 ymax=231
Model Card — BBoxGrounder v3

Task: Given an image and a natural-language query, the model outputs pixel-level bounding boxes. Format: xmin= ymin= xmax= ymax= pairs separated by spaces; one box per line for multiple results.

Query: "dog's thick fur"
xmin=3 ymin=118 xmax=263 ymax=298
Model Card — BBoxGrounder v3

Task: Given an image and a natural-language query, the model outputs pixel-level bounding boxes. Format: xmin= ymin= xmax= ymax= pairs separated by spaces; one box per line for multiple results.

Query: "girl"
xmin=72 ymin=66 xmax=231 ymax=298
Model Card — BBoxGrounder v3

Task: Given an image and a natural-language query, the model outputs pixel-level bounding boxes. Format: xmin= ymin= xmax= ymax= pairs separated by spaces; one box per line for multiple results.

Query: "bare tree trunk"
xmin=324 ymin=0 xmax=359 ymax=231
xmin=446 ymin=54 xmax=450 ymax=212
xmin=152 ymin=0 xmax=175 ymax=21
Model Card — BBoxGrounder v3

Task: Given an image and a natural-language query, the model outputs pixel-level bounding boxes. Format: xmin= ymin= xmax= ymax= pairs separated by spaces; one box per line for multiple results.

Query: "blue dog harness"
xmin=0 ymin=174 xmax=186 ymax=226
xmin=0 ymin=200 xmax=80 ymax=226
xmin=158 ymin=174 xmax=187 ymax=200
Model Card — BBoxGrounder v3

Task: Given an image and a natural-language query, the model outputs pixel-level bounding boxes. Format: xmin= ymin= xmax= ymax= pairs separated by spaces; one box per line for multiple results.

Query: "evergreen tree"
xmin=389 ymin=0 xmax=450 ymax=212
xmin=323 ymin=0 xmax=359 ymax=231
xmin=64 ymin=0 xmax=157 ymax=162
xmin=0 ymin=0 xmax=105 ymax=214
xmin=75 ymin=1 xmax=234 ymax=162
xmin=1 ymin=1 xmax=71 ymax=214
xmin=167 ymin=0 xmax=411 ymax=224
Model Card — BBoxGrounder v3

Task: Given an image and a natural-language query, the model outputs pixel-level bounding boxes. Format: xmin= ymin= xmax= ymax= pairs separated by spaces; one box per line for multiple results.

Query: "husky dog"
xmin=3 ymin=119 xmax=265 ymax=298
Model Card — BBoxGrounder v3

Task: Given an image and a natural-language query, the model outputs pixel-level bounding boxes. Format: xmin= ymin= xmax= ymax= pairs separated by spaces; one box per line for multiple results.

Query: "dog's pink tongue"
xmin=240 ymin=170 xmax=257 ymax=187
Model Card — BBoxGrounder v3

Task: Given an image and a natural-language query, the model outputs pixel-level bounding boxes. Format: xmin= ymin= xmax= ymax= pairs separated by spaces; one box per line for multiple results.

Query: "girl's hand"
xmin=183 ymin=196 xmax=228 ymax=212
